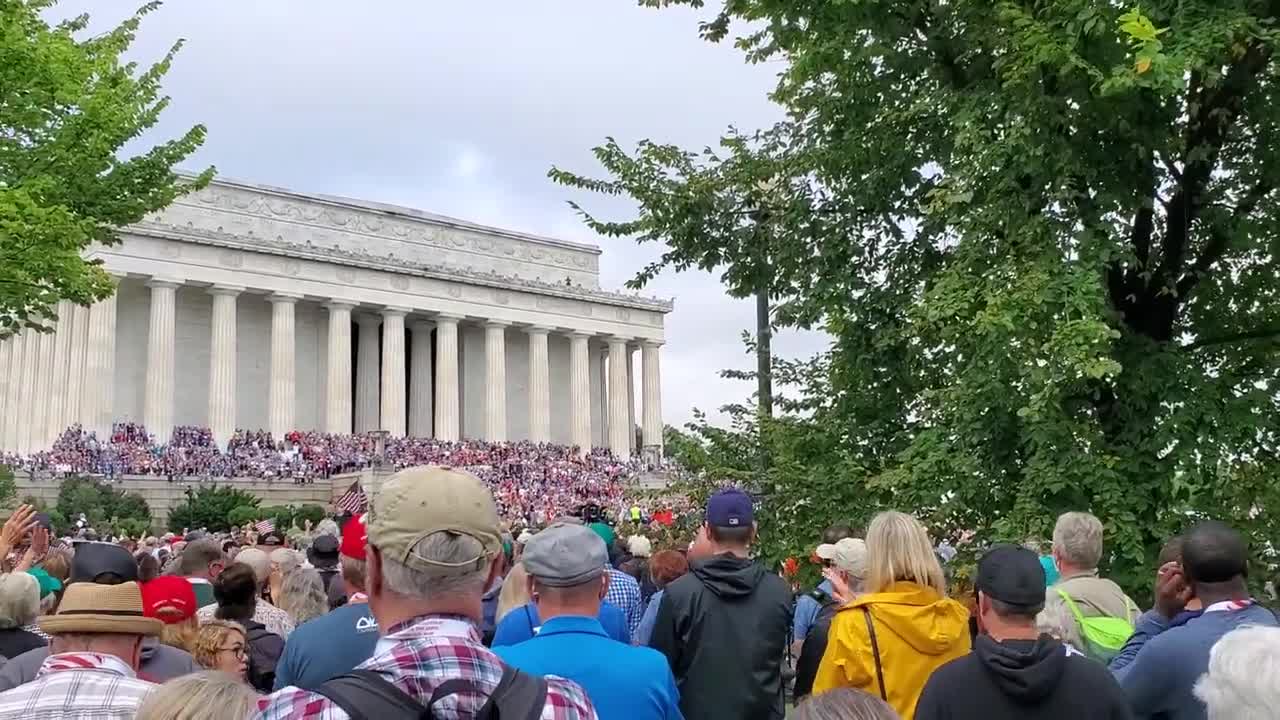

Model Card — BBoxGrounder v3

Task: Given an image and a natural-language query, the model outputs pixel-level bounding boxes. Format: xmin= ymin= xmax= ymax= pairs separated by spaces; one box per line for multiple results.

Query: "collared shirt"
xmin=496 ymin=615 xmax=682 ymax=720
xmin=255 ymin=614 xmax=598 ymax=720
xmin=199 ymin=600 xmax=296 ymax=638
xmin=605 ymin=568 xmax=642 ymax=635
xmin=0 ymin=652 xmax=155 ymax=719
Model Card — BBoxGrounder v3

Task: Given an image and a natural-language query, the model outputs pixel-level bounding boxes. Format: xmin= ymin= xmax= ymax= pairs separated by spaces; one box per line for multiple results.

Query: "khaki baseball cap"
xmin=815 ymin=538 xmax=868 ymax=577
xmin=366 ymin=466 xmax=503 ymax=574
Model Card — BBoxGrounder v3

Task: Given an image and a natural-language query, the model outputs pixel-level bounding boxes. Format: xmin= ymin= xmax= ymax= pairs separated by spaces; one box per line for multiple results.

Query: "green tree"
xmin=562 ymin=2 xmax=1280 ymax=595
xmin=0 ymin=466 xmax=16 ymax=508
xmin=226 ymin=505 xmax=259 ymax=530
xmin=54 ymin=476 xmax=151 ymax=536
xmin=0 ymin=0 xmax=212 ymax=334
xmin=168 ymin=485 xmax=257 ymax=533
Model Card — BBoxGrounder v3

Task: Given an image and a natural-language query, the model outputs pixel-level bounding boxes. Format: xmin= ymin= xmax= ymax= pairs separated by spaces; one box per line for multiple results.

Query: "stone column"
xmin=83 ymin=292 xmax=117 ymax=438
xmin=325 ymin=301 xmax=354 ymax=434
xmin=599 ymin=346 xmax=611 ymax=447
xmin=143 ymin=279 xmax=179 ymax=443
xmin=526 ymin=326 xmax=551 ymax=444
xmin=354 ymin=313 xmax=381 ymax=433
xmin=208 ymin=286 xmax=241 ymax=448
xmin=46 ymin=300 xmax=76 ymax=443
xmin=30 ymin=328 xmax=57 ymax=449
xmin=626 ymin=345 xmax=637 ymax=453
xmin=568 ymin=331 xmax=592 ymax=454
xmin=62 ymin=304 xmax=89 ymax=432
xmin=409 ymin=320 xmax=434 ymax=438
xmin=642 ymin=341 xmax=664 ymax=452
xmin=268 ymin=294 xmax=299 ymax=440
xmin=607 ymin=337 xmax=632 ymax=458
xmin=433 ymin=314 xmax=461 ymax=441
xmin=0 ymin=337 xmax=13 ymax=451
xmin=15 ymin=330 xmax=40 ymax=453
xmin=380 ymin=308 xmax=408 ymax=437
xmin=484 ymin=321 xmax=509 ymax=442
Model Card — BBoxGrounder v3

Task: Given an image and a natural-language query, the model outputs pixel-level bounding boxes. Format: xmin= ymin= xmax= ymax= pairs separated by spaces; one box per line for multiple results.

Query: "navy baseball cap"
xmin=706 ymin=488 xmax=753 ymax=528
xmin=976 ymin=544 xmax=1045 ymax=607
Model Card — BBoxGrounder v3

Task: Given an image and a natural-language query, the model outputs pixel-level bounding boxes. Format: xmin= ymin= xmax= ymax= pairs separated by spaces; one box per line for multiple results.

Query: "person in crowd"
xmin=234 ymin=548 xmax=272 ymax=596
xmin=0 ymin=542 xmax=199 ymax=690
xmin=495 ymin=523 xmax=681 ymax=719
xmin=633 ymin=550 xmax=689 ymax=646
xmin=0 ymin=573 xmax=44 ymax=659
xmin=199 ymin=559 xmax=294 ymax=638
xmin=135 ymin=551 xmax=161 ymax=583
xmin=793 ymin=688 xmax=897 ymax=720
xmin=267 ymin=549 xmax=302 ymax=606
xmin=0 ymin=581 xmax=161 ymax=719
xmin=256 ymin=465 xmax=596 ymax=719
xmin=650 ymin=487 xmax=792 ymax=720
xmin=179 ymin=538 xmax=226 ymax=607
xmin=813 ymin=511 xmax=970 ymax=718
xmin=1193 ymin=625 xmax=1280 ymax=720
xmin=794 ymin=537 xmax=867 ymax=702
xmin=479 ymin=545 xmax=508 ymax=645
xmin=496 ymin=561 xmax=531 ymax=623
xmin=210 ymin=563 xmax=284 ymax=692
xmin=915 ymin=544 xmax=1132 ymax=720
xmin=22 ymin=568 xmax=59 ymax=643
xmin=794 ymin=524 xmax=858 ymax=655
xmin=1110 ymin=520 xmax=1277 ymax=720
xmin=136 ymin=670 xmax=261 ymax=720
xmin=622 ymin=535 xmax=654 ymax=601
xmin=493 ymin=585 xmax=631 ymax=646
xmin=192 ymin=619 xmax=250 ymax=682
xmin=592 ymin=523 xmax=643 ymax=637
xmin=141 ymin=575 xmax=200 ymax=653
xmin=306 ymin=534 xmax=341 ymax=598
xmin=276 ymin=568 xmax=327 ymax=627
xmin=273 ymin=513 xmax=378 ymax=691
xmin=1038 ymin=512 xmax=1140 ymax=659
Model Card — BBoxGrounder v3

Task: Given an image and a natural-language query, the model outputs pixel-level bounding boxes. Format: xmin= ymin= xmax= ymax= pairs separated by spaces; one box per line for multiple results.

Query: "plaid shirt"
xmin=255 ymin=615 xmax=597 ymax=720
xmin=0 ymin=653 xmax=155 ymax=719
xmin=606 ymin=568 xmax=643 ymax=635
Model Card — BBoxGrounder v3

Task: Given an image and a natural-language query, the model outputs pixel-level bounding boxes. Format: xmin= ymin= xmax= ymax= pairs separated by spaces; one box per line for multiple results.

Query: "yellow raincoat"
xmin=812 ymin=581 xmax=971 ymax=719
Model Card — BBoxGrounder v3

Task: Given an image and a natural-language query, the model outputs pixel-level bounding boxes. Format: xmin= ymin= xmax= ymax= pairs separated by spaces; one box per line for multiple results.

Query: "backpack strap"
xmin=1056 ymin=588 xmax=1089 ymax=626
xmin=477 ymin=664 xmax=549 ymax=720
xmin=314 ymin=670 xmax=428 ymax=720
xmin=861 ymin=607 xmax=887 ymax=703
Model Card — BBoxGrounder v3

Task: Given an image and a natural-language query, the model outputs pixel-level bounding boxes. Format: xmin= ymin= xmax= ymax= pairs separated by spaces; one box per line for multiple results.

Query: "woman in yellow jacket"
xmin=813 ymin=511 xmax=971 ymax=719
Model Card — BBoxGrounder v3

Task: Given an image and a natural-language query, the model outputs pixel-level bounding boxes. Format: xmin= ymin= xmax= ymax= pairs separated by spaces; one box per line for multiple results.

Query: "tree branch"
xmin=1183 ymin=326 xmax=1280 ymax=351
xmin=1175 ymin=180 xmax=1274 ymax=298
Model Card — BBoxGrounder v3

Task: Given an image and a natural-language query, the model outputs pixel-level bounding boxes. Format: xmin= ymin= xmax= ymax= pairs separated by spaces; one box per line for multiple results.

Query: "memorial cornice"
xmin=127 ymin=221 xmax=674 ymax=314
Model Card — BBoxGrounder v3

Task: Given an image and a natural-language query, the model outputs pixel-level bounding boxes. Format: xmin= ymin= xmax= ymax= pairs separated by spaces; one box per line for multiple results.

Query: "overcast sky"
xmin=65 ymin=0 xmax=829 ymax=428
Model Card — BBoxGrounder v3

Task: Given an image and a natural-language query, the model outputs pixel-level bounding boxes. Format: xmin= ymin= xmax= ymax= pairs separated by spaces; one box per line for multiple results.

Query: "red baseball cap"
xmin=340 ymin=513 xmax=367 ymax=561
xmin=140 ymin=576 xmax=197 ymax=624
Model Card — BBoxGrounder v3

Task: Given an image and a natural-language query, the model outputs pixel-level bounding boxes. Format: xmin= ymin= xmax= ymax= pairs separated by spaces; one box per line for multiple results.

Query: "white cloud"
xmin=59 ymin=0 xmax=829 ymax=427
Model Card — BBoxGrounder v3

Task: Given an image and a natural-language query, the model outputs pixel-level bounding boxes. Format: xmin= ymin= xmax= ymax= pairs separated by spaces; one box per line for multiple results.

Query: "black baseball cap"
xmin=70 ymin=541 xmax=139 ymax=584
xmin=976 ymin=544 xmax=1045 ymax=607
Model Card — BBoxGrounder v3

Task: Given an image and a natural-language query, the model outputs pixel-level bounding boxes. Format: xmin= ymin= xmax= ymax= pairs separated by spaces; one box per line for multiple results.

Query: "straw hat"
xmin=38 ymin=581 xmax=162 ymax=637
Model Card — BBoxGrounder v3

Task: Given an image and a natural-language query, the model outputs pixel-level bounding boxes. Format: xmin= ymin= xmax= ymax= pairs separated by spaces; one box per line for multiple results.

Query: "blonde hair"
xmin=160 ymin=615 xmax=200 ymax=653
xmin=191 ymin=620 xmax=246 ymax=671
xmin=269 ymin=548 xmax=302 ymax=576
xmin=865 ymin=511 xmax=946 ymax=595
xmin=135 ymin=670 xmax=259 ymax=720
xmin=277 ymin=568 xmax=327 ymax=626
xmin=235 ymin=548 xmax=271 ymax=585
xmin=496 ymin=562 xmax=531 ymax=622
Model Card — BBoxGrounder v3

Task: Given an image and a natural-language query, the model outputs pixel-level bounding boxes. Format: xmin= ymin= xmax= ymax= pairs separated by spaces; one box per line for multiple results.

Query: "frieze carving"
xmin=390 ymin=276 xmax=410 ymax=291
xmin=447 ymin=286 xmax=463 ymax=299
xmin=493 ymin=290 xmax=510 ymax=305
xmin=184 ymin=186 xmax=598 ymax=273
xmin=616 ymin=308 xmax=631 ymax=321
xmin=160 ymin=244 xmax=182 ymax=259
xmin=282 ymin=258 xmax=302 ymax=276
xmin=132 ymin=220 xmax=673 ymax=313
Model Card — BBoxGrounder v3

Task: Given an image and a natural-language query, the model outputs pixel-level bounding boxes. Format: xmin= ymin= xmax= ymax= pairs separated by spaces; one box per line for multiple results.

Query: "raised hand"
xmin=0 ymin=505 xmax=37 ymax=551
xmin=822 ymin=567 xmax=857 ymax=606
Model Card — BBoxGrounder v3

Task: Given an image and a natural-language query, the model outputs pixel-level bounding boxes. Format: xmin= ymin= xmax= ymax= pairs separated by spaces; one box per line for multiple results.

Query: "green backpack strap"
xmin=1056 ymin=588 xmax=1088 ymax=625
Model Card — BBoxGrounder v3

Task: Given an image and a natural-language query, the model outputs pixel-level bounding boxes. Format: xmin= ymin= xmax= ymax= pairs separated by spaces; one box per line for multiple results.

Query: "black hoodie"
xmin=649 ymin=553 xmax=793 ymax=720
xmin=915 ymin=634 xmax=1134 ymax=720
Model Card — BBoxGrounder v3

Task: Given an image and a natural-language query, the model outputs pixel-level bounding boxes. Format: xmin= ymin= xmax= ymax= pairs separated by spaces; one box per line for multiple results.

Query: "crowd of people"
xmin=1 ymin=423 xmax=691 ymax=526
xmin=0 ymin=466 xmax=1268 ymax=719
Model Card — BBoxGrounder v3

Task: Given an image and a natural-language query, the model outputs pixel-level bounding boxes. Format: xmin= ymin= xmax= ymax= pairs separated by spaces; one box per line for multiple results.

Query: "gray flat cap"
xmin=522 ymin=522 xmax=608 ymax=588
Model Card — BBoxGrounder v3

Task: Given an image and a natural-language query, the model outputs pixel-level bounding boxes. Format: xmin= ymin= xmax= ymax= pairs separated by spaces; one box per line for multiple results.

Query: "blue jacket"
xmin=1111 ymin=604 xmax=1277 ymax=720
xmin=492 ymin=601 xmax=629 ymax=646
xmin=496 ymin=615 xmax=683 ymax=720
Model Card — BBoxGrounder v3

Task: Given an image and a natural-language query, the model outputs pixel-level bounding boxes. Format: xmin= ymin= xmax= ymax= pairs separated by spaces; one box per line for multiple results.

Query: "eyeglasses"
xmin=218 ymin=644 xmax=247 ymax=659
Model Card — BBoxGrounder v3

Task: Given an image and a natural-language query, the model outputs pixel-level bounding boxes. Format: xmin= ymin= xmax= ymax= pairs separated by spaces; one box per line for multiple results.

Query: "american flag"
xmin=337 ymin=485 xmax=367 ymax=515
xmin=253 ymin=518 xmax=275 ymax=534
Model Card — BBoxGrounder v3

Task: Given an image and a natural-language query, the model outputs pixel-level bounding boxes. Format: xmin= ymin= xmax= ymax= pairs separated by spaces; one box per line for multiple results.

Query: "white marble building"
xmin=0 ymin=178 xmax=671 ymax=458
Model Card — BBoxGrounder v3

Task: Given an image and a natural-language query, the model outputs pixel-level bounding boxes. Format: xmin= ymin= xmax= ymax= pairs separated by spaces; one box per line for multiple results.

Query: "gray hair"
xmin=1194 ymin=625 xmax=1280 ymax=720
xmin=1052 ymin=512 xmax=1104 ymax=569
xmin=0 ymin=573 xmax=39 ymax=629
xmin=135 ymin=670 xmax=259 ymax=720
xmin=235 ymin=548 xmax=271 ymax=585
xmin=278 ymin=568 xmax=327 ymax=626
xmin=340 ymin=556 xmax=366 ymax=592
xmin=380 ymin=532 xmax=490 ymax=601
xmin=270 ymin=548 xmax=303 ymax=576
xmin=795 ymin=688 xmax=897 ymax=720
xmin=315 ymin=519 xmax=340 ymax=538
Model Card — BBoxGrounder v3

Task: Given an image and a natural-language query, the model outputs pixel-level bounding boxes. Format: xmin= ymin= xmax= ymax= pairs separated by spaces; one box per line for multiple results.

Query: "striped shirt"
xmin=0 ymin=652 xmax=154 ymax=719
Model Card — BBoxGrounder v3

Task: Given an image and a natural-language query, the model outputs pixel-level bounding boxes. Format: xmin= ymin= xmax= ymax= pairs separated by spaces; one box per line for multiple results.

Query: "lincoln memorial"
xmin=0 ymin=178 xmax=671 ymax=459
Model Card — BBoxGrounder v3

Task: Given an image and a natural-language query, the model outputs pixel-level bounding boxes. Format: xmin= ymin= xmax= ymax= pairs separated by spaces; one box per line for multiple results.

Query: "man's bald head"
xmin=1182 ymin=521 xmax=1248 ymax=585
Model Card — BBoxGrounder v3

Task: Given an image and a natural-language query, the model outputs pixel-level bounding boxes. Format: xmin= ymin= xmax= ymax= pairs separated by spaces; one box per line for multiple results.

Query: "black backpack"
xmin=314 ymin=664 xmax=549 ymax=720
